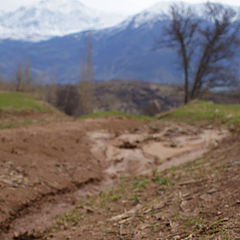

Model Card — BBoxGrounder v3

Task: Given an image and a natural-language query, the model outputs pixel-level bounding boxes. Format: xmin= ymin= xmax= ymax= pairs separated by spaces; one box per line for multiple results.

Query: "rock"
xmin=119 ymin=141 xmax=138 ymax=149
xmin=172 ymin=235 xmax=181 ymax=240
xmin=111 ymin=204 xmax=142 ymax=221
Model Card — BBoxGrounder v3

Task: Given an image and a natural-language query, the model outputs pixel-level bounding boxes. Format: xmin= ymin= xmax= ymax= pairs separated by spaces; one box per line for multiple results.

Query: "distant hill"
xmin=94 ymin=80 xmax=184 ymax=115
xmin=56 ymin=80 xmax=184 ymax=116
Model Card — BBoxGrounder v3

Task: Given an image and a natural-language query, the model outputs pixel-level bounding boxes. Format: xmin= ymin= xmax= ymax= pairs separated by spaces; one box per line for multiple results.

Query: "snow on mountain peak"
xmin=1 ymin=0 xmax=239 ymax=42
xmin=118 ymin=0 xmax=240 ymax=30
xmin=0 ymin=0 xmax=126 ymax=41
xmin=146 ymin=1 xmax=173 ymax=14
xmin=118 ymin=1 xmax=172 ymax=29
xmin=36 ymin=0 xmax=86 ymax=13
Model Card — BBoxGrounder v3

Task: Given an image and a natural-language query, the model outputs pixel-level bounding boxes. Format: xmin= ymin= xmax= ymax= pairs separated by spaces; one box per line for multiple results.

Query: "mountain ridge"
xmin=0 ymin=1 xmax=239 ymax=41
xmin=0 ymin=1 xmax=239 ymax=84
xmin=0 ymin=0 xmax=126 ymax=41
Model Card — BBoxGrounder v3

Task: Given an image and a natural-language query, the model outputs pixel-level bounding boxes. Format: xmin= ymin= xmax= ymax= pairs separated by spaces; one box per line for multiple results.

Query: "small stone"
xmin=85 ymin=207 xmax=94 ymax=213
xmin=170 ymin=143 xmax=177 ymax=148
xmin=119 ymin=219 xmax=130 ymax=224
xmin=139 ymin=223 xmax=150 ymax=230
xmin=14 ymin=232 xmax=20 ymax=237
xmin=172 ymin=235 xmax=180 ymax=240
xmin=207 ymin=188 xmax=218 ymax=194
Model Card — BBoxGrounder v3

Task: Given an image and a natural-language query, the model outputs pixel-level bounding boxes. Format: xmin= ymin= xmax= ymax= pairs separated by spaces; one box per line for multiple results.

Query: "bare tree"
xmin=16 ymin=63 xmax=24 ymax=92
xmin=24 ymin=62 xmax=32 ymax=92
xmin=163 ymin=2 xmax=240 ymax=103
xmin=78 ymin=33 xmax=95 ymax=115
xmin=47 ymin=71 xmax=57 ymax=105
xmin=0 ymin=72 xmax=3 ymax=90
xmin=35 ymin=72 xmax=48 ymax=101
xmin=56 ymin=84 xmax=79 ymax=116
xmin=164 ymin=3 xmax=199 ymax=103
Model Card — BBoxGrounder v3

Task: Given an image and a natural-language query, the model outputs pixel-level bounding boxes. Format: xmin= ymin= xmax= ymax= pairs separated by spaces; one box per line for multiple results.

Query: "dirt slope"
xmin=0 ymin=117 xmax=227 ymax=239
xmin=0 ymin=117 xmax=145 ymax=239
xmin=50 ymin=135 xmax=240 ymax=240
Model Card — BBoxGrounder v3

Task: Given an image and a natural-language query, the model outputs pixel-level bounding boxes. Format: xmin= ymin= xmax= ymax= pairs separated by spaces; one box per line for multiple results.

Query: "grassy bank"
xmin=0 ymin=91 xmax=55 ymax=114
xmin=0 ymin=91 xmax=65 ymax=129
xmin=158 ymin=100 xmax=240 ymax=126
xmin=79 ymin=110 xmax=154 ymax=121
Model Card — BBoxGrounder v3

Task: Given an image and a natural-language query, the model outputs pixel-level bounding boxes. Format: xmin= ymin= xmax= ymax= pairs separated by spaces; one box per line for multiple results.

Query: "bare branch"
xmin=163 ymin=2 xmax=200 ymax=103
xmin=161 ymin=2 xmax=240 ymax=102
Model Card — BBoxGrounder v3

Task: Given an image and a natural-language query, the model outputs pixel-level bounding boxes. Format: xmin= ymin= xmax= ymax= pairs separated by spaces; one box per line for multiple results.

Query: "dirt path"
xmin=0 ymin=118 xmax=227 ymax=239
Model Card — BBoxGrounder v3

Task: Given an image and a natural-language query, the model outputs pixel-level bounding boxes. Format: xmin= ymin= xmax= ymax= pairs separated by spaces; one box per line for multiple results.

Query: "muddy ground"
xmin=49 ymin=134 xmax=240 ymax=240
xmin=0 ymin=116 xmax=231 ymax=239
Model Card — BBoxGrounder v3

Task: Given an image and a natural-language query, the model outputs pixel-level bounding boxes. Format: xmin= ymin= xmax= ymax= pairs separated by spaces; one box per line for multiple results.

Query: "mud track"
xmin=0 ymin=118 xmax=227 ymax=239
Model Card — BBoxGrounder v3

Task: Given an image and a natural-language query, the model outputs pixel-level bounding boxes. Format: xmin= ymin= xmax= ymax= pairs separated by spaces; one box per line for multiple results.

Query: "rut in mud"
xmin=0 ymin=118 xmax=227 ymax=239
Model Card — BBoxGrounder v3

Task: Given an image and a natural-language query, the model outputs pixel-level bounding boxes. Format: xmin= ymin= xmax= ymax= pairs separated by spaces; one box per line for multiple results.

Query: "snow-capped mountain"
xmin=115 ymin=1 xmax=171 ymax=30
xmin=0 ymin=1 xmax=240 ymax=84
xmin=0 ymin=0 xmax=126 ymax=41
xmin=118 ymin=1 xmax=240 ymax=30
xmin=1 ymin=0 xmax=239 ymax=42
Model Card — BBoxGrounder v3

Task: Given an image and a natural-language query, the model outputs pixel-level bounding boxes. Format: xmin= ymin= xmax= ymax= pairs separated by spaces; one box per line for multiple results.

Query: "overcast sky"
xmin=0 ymin=0 xmax=238 ymax=14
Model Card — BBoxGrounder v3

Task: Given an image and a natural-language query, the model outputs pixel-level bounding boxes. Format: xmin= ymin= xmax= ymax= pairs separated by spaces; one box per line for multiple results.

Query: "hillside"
xmin=94 ymin=80 xmax=183 ymax=115
xmin=55 ymin=80 xmax=184 ymax=117
xmin=57 ymin=80 xmax=240 ymax=117
xmin=0 ymin=100 xmax=239 ymax=239
xmin=47 ymin=132 xmax=240 ymax=240
xmin=0 ymin=91 xmax=67 ymax=129
xmin=0 ymin=92 xmax=53 ymax=113
xmin=157 ymin=100 xmax=240 ymax=125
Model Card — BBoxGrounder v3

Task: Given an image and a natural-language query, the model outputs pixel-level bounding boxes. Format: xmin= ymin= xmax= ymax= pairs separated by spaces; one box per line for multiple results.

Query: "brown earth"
xmin=49 ymin=134 xmax=240 ymax=240
xmin=0 ymin=116 xmax=230 ymax=239
xmin=0 ymin=111 xmax=69 ymax=129
xmin=0 ymin=117 xmax=146 ymax=239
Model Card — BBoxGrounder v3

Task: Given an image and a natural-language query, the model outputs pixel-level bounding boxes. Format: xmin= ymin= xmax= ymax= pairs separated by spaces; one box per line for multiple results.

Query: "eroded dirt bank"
xmin=50 ymin=134 xmax=240 ymax=240
xmin=0 ymin=117 xmax=227 ymax=239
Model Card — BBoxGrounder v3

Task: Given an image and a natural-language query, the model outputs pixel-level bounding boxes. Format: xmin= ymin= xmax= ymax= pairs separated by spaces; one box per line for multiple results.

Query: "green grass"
xmin=158 ymin=100 xmax=240 ymax=125
xmin=0 ymin=91 xmax=62 ymax=129
xmin=0 ymin=120 xmax=34 ymax=130
xmin=79 ymin=110 xmax=153 ymax=121
xmin=80 ymin=101 xmax=240 ymax=126
xmin=0 ymin=91 xmax=54 ymax=113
